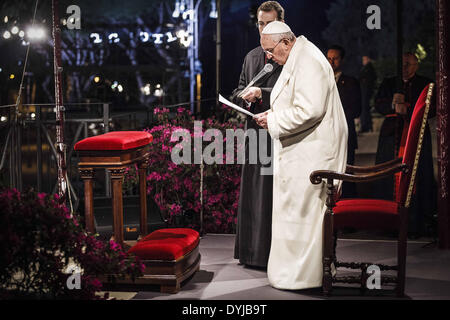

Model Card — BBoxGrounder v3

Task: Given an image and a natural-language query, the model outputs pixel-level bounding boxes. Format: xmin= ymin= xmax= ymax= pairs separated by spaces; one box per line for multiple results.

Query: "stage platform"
xmin=105 ymin=233 xmax=450 ymax=300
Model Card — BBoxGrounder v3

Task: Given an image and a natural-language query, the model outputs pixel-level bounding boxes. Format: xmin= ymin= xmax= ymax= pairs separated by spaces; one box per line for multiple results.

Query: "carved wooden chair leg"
xmin=322 ymin=213 xmax=333 ymax=296
xmin=138 ymin=158 xmax=149 ymax=240
xmin=322 ymin=178 xmax=336 ymax=296
xmin=333 ymin=230 xmax=338 ymax=265
xmin=110 ymin=168 xmax=125 ymax=246
xmin=79 ymin=168 xmax=95 ymax=233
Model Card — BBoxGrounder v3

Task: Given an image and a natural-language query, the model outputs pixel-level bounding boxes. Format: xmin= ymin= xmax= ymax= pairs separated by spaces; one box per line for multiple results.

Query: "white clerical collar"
xmin=334 ymin=71 xmax=342 ymax=82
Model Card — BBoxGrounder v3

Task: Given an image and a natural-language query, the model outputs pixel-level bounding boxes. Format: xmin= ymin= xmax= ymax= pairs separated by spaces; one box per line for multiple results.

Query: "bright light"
xmin=166 ymin=32 xmax=177 ymax=43
xmin=108 ymin=33 xmax=120 ymax=43
xmin=27 ymin=27 xmax=45 ymax=40
xmin=117 ymin=84 xmax=123 ymax=93
xmin=152 ymin=33 xmax=163 ymax=44
xmin=94 ymin=76 xmax=100 ymax=83
xmin=0 ymin=116 xmax=7 ymax=122
xmin=90 ymin=33 xmax=102 ymax=44
xmin=183 ymin=9 xmax=194 ymax=20
xmin=30 ymin=113 xmax=36 ymax=119
xmin=172 ymin=1 xmax=181 ymax=18
xmin=111 ymin=81 xmax=118 ymax=90
xmin=11 ymin=26 xmax=19 ymax=34
xmin=177 ymin=30 xmax=192 ymax=48
xmin=18 ymin=30 xmax=24 ymax=38
xmin=141 ymin=84 xmax=151 ymax=96
xmin=4 ymin=16 xmax=8 ymax=23
xmin=209 ymin=0 xmax=218 ymax=19
xmin=9 ymin=74 xmax=15 ymax=79
xmin=3 ymin=31 xmax=11 ymax=39
xmin=139 ymin=31 xmax=150 ymax=42
xmin=154 ymin=84 xmax=163 ymax=97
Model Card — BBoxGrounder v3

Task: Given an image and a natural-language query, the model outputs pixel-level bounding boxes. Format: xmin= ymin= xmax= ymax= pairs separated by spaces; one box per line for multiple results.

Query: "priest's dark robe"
xmin=373 ymin=74 xmax=436 ymax=236
xmin=230 ymin=46 xmax=282 ymax=267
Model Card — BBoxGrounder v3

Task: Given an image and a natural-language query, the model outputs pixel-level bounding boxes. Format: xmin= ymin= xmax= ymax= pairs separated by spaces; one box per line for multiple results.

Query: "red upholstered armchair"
xmin=310 ymin=83 xmax=435 ymax=297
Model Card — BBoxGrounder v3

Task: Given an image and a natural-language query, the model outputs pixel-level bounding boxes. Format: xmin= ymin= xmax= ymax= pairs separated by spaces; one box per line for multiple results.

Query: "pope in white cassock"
xmin=254 ymin=21 xmax=348 ymax=290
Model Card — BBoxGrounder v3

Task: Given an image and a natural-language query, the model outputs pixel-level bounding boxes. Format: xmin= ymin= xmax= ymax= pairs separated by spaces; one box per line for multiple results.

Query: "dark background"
xmin=0 ymin=0 xmax=436 ymax=113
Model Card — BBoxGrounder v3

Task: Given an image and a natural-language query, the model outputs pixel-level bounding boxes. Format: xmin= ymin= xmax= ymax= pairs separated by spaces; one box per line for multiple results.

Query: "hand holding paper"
xmin=218 ymin=94 xmax=255 ymax=117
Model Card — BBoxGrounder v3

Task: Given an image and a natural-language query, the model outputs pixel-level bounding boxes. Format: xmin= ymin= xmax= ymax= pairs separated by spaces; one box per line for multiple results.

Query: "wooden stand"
xmin=77 ymin=141 xmax=201 ymax=294
xmin=77 ymin=145 xmax=150 ymax=246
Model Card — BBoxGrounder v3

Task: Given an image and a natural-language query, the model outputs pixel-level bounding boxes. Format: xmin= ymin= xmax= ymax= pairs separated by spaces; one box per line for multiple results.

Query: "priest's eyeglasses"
xmin=263 ymin=39 xmax=284 ymax=57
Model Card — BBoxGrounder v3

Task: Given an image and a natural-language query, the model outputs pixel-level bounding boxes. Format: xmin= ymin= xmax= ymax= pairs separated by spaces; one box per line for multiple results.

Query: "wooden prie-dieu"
xmin=74 ymin=131 xmax=201 ymax=293
xmin=74 ymin=131 xmax=153 ymax=245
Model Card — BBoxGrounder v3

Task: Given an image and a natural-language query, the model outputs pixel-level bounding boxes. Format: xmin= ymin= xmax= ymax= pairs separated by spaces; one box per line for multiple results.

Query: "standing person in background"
xmin=359 ymin=55 xmax=377 ymax=133
xmin=327 ymin=45 xmax=361 ymax=198
xmin=230 ymin=1 xmax=284 ymax=268
xmin=374 ymin=52 xmax=436 ymax=238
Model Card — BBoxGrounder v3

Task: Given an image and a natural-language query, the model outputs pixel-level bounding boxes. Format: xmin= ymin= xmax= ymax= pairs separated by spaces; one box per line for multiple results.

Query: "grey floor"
xmin=107 ymin=233 xmax=450 ymax=300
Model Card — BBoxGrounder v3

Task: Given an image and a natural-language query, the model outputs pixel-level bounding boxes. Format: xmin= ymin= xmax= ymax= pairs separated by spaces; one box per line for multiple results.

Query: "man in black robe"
xmin=359 ymin=55 xmax=377 ymax=133
xmin=327 ymin=45 xmax=362 ymax=198
xmin=374 ymin=52 xmax=436 ymax=238
xmin=230 ymin=1 xmax=284 ymax=268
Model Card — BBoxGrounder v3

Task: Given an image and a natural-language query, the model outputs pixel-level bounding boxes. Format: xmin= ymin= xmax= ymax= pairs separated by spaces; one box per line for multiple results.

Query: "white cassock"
xmin=266 ymin=36 xmax=348 ymax=290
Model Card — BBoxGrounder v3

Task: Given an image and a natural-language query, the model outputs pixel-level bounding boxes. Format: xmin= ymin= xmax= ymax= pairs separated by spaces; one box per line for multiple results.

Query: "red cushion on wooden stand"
xmin=74 ymin=131 xmax=153 ymax=151
xmin=128 ymin=228 xmax=200 ymax=260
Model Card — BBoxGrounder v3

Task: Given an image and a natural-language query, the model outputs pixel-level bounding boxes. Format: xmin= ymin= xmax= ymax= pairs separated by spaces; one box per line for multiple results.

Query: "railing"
xmin=0 ymin=102 xmax=155 ymax=211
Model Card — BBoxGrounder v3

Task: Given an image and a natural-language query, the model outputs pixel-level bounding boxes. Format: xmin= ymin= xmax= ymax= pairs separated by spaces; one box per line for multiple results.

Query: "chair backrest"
xmin=396 ymin=83 xmax=434 ymax=206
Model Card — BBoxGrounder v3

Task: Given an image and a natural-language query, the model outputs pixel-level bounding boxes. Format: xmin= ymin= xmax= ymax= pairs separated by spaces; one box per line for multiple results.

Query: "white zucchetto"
xmin=261 ymin=21 xmax=292 ymax=34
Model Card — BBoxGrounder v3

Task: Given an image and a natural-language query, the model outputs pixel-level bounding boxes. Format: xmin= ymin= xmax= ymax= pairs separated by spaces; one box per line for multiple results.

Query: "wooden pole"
xmin=51 ymin=0 xmax=67 ymax=202
xmin=396 ymin=0 xmax=403 ymax=82
xmin=437 ymin=0 xmax=450 ymax=249
xmin=216 ymin=0 xmax=221 ymax=105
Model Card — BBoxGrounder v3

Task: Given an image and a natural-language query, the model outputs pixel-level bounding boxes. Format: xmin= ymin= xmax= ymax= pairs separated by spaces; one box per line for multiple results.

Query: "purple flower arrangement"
xmin=0 ymin=188 xmax=144 ymax=299
xmin=141 ymin=107 xmax=243 ymax=233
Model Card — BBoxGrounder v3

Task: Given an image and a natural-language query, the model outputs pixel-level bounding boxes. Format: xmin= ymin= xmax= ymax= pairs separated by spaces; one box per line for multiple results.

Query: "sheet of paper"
xmin=218 ymin=94 xmax=255 ymax=118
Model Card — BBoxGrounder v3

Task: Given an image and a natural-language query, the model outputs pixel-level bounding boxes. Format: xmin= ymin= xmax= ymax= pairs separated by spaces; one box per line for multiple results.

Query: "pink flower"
xmin=109 ymin=240 xmax=121 ymax=252
xmin=148 ymin=171 xmax=162 ymax=181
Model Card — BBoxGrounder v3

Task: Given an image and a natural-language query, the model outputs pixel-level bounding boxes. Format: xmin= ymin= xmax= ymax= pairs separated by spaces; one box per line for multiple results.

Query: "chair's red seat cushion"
xmin=333 ymin=199 xmax=399 ymax=230
xmin=74 ymin=131 xmax=153 ymax=151
xmin=127 ymin=228 xmax=200 ymax=260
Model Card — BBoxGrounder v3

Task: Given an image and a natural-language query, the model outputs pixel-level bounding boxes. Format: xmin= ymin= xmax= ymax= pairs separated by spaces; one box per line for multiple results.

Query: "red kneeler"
xmin=128 ymin=228 xmax=201 ymax=293
xmin=75 ymin=131 xmax=201 ymax=293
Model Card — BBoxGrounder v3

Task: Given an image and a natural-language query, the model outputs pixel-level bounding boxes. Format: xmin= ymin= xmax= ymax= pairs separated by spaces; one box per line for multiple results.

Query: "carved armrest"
xmin=310 ymin=162 xmax=408 ymax=185
xmin=345 ymin=158 xmax=402 ymax=174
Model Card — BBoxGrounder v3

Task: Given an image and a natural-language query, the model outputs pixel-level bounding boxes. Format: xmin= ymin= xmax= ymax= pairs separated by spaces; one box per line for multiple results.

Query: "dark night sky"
xmin=4 ymin=1 xmax=433 ymax=110
xmin=203 ymin=0 xmax=333 ymax=99
xmin=0 ymin=0 xmax=334 ymax=107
